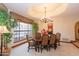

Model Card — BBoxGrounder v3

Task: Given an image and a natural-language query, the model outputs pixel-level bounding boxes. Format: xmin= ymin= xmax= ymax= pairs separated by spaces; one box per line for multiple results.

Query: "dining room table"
xmin=33 ymin=34 xmax=57 ymax=52
xmin=34 ymin=38 xmax=42 ymax=52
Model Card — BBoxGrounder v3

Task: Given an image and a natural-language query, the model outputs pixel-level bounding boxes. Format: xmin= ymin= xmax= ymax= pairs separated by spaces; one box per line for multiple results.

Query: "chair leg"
xmin=28 ymin=46 xmax=30 ymax=52
xmin=58 ymin=42 xmax=60 ymax=46
xmin=35 ymin=45 xmax=37 ymax=52
xmin=41 ymin=48 xmax=42 ymax=53
xmin=48 ymin=45 xmax=50 ymax=51
xmin=37 ymin=45 xmax=39 ymax=52
xmin=54 ymin=44 xmax=57 ymax=50
xmin=41 ymin=45 xmax=43 ymax=53
xmin=47 ymin=45 xmax=49 ymax=52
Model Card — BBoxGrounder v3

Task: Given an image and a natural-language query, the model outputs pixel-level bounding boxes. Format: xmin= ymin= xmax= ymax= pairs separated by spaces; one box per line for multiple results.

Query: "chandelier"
xmin=41 ymin=7 xmax=53 ymax=23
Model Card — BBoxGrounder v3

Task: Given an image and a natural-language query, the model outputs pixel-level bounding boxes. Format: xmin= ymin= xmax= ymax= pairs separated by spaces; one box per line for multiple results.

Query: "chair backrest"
xmin=26 ymin=35 xmax=35 ymax=46
xmin=26 ymin=35 xmax=34 ymax=41
xmin=26 ymin=35 xmax=30 ymax=45
xmin=35 ymin=33 xmax=41 ymax=39
xmin=49 ymin=34 xmax=56 ymax=45
xmin=26 ymin=35 xmax=28 ymax=41
xmin=56 ymin=33 xmax=61 ymax=41
xmin=41 ymin=35 xmax=49 ymax=45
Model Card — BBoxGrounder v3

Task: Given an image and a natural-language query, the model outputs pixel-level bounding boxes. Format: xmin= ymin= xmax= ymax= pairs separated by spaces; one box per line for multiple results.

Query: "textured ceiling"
xmin=4 ymin=3 xmax=79 ymax=20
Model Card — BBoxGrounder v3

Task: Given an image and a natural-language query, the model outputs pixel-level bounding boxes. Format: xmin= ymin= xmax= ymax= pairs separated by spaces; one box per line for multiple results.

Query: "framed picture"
xmin=48 ymin=23 xmax=53 ymax=34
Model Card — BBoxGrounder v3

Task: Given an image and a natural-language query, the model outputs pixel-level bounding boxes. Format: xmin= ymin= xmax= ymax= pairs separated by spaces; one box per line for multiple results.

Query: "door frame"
xmin=75 ymin=21 xmax=79 ymax=41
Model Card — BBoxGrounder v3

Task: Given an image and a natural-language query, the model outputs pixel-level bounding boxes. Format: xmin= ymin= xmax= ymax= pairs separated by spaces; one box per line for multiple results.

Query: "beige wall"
xmin=35 ymin=16 xmax=79 ymax=42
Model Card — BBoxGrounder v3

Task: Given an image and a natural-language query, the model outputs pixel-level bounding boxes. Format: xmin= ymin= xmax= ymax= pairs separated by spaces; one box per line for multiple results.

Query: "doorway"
xmin=75 ymin=21 xmax=79 ymax=41
xmin=72 ymin=21 xmax=79 ymax=48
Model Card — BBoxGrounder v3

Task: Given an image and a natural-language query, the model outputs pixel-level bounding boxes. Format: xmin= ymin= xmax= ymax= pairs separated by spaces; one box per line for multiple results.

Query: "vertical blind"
xmin=13 ymin=21 xmax=32 ymax=43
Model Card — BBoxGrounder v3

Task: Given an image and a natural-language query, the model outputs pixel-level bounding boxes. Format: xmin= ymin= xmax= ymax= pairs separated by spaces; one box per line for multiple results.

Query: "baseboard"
xmin=12 ymin=39 xmax=27 ymax=48
xmin=60 ymin=41 xmax=72 ymax=43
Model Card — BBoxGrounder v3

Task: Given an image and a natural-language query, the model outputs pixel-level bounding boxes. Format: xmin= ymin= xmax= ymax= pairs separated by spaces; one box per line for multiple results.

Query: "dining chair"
xmin=56 ymin=33 xmax=61 ymax=46
xmin=35 ymin=33 xmax=41 ymax=40
xmin=49 ymin=34 xmax=57 ymax=50
xmin=34 ymin=33 xmax=42 ymax=52
xmin=40 ymin=34 xmax=49 ymax=53
xmin=26 ymin=35 xmax=36 ymax=52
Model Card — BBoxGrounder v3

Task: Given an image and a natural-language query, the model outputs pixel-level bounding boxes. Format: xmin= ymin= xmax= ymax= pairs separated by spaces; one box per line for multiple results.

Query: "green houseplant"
xmin=32 ymin=23 xmax=38 ymax=38
xmin=32 ymin=23 xmax=38 ymax=34
xmin=0 ymin=9 xmax=17 ymax=48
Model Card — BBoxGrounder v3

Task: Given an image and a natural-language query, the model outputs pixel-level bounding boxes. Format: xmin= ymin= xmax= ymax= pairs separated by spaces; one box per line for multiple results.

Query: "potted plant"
xmin=3 ymin=33 xmax=12 ymax=49
xmin=32 ymin=23 xmax=38 ymax=38
xmin=0 ymin=9 xmax=17 ymax=49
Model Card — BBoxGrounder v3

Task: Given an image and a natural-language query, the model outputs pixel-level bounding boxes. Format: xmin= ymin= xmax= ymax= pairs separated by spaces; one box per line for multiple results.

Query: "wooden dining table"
xmin=33 ymin=39 xmax=42 ymax=52
xmin=33 ymin=34 xmax=57 ymax=52
xmin=33 ymin=34 xmax=51 ymax=52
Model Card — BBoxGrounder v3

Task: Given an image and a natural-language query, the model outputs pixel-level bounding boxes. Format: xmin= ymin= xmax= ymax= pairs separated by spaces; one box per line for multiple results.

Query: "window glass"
xmin=13 ymin=22 xmax=32 ymax=43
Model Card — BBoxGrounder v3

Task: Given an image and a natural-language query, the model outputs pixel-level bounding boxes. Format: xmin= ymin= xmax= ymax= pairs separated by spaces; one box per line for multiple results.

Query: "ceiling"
xmin=4 ymin=3 xmax=79 ymax=20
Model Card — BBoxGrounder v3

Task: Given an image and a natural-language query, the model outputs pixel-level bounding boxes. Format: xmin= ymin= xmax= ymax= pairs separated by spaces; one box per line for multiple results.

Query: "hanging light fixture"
xmin=41 ymin=7 xmax=53 ymax=23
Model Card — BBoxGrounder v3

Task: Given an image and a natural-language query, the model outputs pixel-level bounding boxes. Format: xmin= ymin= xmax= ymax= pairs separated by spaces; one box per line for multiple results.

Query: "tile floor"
xmin=10 ymin=42 xmax=79 ymax=56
